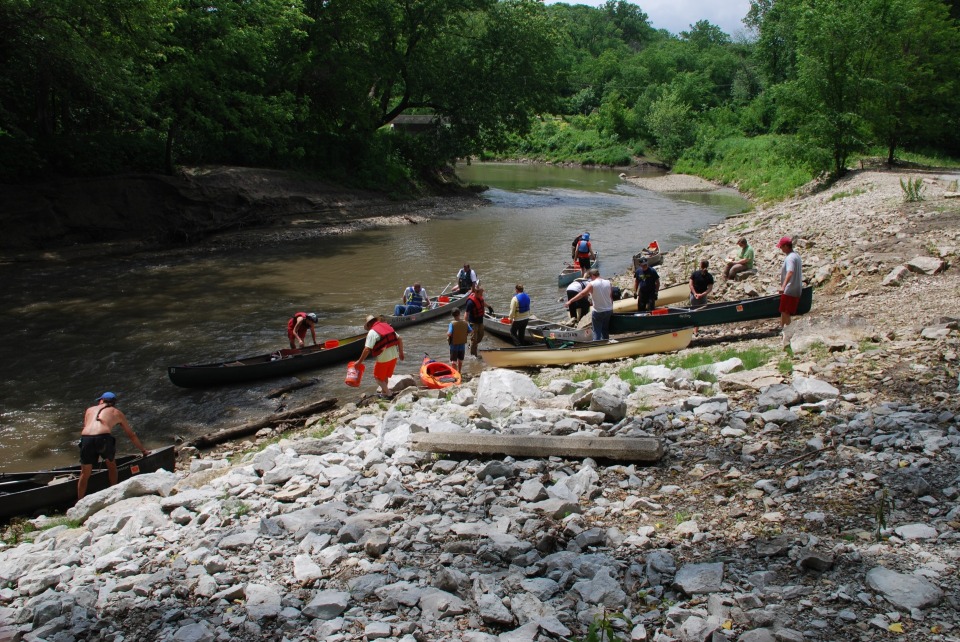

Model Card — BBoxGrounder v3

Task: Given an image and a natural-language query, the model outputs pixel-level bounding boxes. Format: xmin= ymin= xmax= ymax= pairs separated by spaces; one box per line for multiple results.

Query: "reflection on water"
xmin=0 ymin=162 xmax=747 ymax=471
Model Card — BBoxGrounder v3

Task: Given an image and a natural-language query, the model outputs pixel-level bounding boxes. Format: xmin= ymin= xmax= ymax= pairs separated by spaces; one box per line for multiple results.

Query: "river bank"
xmin=1 ymin=168 xmax=959 ymax=642
xmin=0 ymin=166 xmax=487 ymax=263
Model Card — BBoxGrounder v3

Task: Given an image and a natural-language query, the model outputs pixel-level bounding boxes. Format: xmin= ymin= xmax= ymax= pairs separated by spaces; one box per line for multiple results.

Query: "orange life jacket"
xmin=466 ymin=292 xmax=485 ymax=321
xmin=370 ymin=321 xmax=399 ymax=356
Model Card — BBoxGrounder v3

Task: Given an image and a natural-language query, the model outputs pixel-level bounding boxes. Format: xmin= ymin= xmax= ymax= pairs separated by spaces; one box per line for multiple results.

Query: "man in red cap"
xmin=777 ymin=236 xmax=803 ymax=332
xmin=79 ymin=392 xmax=150 ymax=499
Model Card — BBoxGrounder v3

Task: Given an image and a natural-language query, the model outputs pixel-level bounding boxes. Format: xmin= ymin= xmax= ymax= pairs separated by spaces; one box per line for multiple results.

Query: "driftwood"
xmin=266 ymin=379 xmax=317 ymax=399
xmin=185 ymin=398 xmax=337 ymax=449
xmin=409 ymin=433 xmax=664 ymax=462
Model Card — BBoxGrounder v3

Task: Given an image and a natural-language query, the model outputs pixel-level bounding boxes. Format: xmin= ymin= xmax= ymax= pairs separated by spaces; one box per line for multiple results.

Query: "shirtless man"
xmin=78 ymin=392 xmax=149 ymax=499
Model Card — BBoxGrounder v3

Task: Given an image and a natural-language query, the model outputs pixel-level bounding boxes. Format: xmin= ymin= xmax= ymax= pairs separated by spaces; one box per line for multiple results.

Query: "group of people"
xmin=82 ymin=239 xmax=803 ymax=501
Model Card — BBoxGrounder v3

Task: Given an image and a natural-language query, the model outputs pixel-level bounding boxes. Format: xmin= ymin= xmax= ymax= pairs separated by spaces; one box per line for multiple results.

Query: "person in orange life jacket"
xmin=287 ymin=312 xmax=318 ymax=349
xmin=464 ymin=286 xmax=487 ymax=357
xmin=456 ymin=264 xmax=478 ymax=295
xmin=78 ymin=392 xmax=149 ymax=499
xmin=394 ymin=283 xmax=430 ymax=316
xmin=356 ymin=315 xmax=404 ymax=398
xmin=574 ymin=232 xmax=595 ymax=276
xmin=508 ymin=283 xmax=532 ymax=345
xmin=447 ymin=308 xmax=471 ymax=372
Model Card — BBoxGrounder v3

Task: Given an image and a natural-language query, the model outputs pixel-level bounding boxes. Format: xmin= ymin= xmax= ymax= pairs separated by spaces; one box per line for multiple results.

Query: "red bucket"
xmin=438 ymin=295 xmax=450 ymax=304
xmin=345 ymin=361 xmax=365 ymax=387
xmin=500 ymin=317 xmax=511 ymax=324
xmin=324 ymin=339 xmax=339 ymax=349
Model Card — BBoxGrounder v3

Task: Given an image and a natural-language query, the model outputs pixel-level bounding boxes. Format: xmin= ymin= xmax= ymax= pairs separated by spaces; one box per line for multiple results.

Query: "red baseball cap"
xmin=776 ymin=236 xmax=792 ymax=248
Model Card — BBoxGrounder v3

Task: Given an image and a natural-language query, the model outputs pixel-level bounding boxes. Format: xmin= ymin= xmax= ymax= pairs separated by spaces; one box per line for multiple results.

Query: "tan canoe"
xmin=479 ymin=328 xmax=693 ymax=368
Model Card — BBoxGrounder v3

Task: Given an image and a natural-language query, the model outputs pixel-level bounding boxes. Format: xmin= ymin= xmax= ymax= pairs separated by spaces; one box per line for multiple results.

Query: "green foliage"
xmin=675 ymin=135 xmax=819 ymax=201
xmin=829 ymin=187 xmax=867 ymax=201
xmin=576 ymin=609 xmax=632 ymax=642
xmin=900 ymin=176 xmax=926 ymax=202
xmin=778 ymin=357 xmax=794 ymax=375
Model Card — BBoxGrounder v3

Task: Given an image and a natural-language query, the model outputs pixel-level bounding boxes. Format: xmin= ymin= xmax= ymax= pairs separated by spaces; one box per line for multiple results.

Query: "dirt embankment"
xmin=0 ymin=166 xmax=487 ymax=261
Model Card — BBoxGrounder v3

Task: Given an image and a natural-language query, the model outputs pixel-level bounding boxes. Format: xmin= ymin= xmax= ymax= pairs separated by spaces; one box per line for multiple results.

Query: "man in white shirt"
xmin=565 ymin=268 xmax=614 ymax=341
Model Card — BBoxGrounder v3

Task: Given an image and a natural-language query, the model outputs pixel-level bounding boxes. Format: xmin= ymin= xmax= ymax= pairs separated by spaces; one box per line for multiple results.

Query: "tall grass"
xmin=674 ymin=135 xmax=817 ymax=202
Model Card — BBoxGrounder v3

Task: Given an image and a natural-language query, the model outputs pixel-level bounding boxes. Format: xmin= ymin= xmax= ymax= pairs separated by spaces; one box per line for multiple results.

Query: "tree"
xmin=150 ymin=0 xmax=311 ymax=172
xmin=864 ymin=0 xmax=960 ymax=163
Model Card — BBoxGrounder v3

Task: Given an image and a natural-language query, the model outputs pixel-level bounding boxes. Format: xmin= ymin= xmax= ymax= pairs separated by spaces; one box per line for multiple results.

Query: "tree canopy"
xmin=1 ymin=0 xmax=957 ymax=186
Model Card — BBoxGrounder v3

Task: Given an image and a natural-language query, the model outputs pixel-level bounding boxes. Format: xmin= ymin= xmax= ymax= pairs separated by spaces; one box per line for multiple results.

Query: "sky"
xmin=545 ymin=0 xmax=753 ymax=37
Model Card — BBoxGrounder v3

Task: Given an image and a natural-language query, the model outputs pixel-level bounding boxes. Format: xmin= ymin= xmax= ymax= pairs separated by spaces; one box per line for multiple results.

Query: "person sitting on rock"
xmin=724 ymin=237 xmax=755 ymax=280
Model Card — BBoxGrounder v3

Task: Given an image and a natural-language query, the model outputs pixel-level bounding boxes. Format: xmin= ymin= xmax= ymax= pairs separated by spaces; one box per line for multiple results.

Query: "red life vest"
xmin=287 ymin=312 xmax=309 ymax=337
xmin=370 ymin=321 xmax=399 ymax=356
xmin=466 ymin=292 xmax=485 ymax=321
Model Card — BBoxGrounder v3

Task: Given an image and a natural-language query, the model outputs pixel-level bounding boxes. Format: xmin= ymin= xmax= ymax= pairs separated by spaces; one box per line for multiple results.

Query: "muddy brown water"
xmin=0 ymin=162 xmax=747 ymax=472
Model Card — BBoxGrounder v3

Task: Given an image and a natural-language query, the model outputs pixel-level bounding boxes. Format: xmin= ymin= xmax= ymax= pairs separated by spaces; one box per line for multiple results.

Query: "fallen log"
xmin=408 ymin=433 xmax=664 ymax=462
xmin=185 ymin=398 xmax=338 ymax=449
xmin=266 ymin=379 xmax=317 ymax=399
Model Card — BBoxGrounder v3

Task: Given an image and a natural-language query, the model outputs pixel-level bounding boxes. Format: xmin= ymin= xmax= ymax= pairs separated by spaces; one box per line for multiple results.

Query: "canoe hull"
xmin=611 ymin=282 xmax=688 ymax=314
xmin=0 ymin=445 xmax=177 ymax=520
xmin=168 ymin=333 xmax=367 ymax=387
xmin=380 ymin=293 xmax=469 ymax=330
xmin=482 ymin=313 xmax=592 ymax=345
xmin=610 ymin=286 xmax=813 ymax=334
xmin=479 ymin=328 xmax=694 ymax=368
xmin=558 ymin=252 xmax=600 ymax=288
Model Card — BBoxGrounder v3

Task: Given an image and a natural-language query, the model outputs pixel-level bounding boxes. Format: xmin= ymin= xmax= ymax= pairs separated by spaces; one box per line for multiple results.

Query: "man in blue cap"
xmin=78 ymin=392 xmax=149 ymax=499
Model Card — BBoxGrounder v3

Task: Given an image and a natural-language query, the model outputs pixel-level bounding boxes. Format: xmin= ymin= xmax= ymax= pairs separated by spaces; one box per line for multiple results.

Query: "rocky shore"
xmin=2 ymin=168 xmax=959 ymax=642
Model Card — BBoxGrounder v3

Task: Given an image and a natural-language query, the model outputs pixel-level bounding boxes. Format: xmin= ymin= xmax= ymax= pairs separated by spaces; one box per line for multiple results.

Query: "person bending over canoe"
xmin=565 ymin=268 xmax=614 ymax=341
xmin=566 ymin=277 xmax=591 ymax=323
xmin=78 ymin=392 xmax=149 ymax=499
xmin=287 ymin=312 xmax=319 ymax=349
xmin=356 ymin=315 xmax=405 ymax=399
xmin=394 ymin=283 xmax=430 ymax=316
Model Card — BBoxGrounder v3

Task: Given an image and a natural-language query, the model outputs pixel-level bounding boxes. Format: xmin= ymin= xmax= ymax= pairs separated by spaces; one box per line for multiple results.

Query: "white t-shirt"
xmin=588 ymin=278 xmax=613 ymax=312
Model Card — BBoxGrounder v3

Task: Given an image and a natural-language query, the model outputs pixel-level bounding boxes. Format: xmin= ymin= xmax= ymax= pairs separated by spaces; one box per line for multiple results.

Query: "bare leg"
xmin=106 ymin=460 xmax=118 ymax=486
xmin=77 ymin=464 xmax=93 ymax=499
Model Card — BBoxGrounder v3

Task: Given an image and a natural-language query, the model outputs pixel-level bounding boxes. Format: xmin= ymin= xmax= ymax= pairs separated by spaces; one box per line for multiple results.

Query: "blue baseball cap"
xmin=98 ymin=392 xmax=117 ymax=401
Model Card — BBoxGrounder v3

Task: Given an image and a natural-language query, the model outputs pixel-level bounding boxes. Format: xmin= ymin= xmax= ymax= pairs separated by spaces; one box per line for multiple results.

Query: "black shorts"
xmin=79 ymin=434 xmax=116 ymax=465
xmin=578 ymin=257 xmax=592 ymax=271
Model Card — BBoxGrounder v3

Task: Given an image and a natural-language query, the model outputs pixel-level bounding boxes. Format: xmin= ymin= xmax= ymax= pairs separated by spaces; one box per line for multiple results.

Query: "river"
xmin=0 ymin=163 xmax=747 ymax=471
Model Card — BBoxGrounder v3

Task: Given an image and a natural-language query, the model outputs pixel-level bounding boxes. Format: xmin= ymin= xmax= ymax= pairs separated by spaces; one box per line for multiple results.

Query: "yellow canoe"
xmin=479 ymin=328 xmax=693 ymax=368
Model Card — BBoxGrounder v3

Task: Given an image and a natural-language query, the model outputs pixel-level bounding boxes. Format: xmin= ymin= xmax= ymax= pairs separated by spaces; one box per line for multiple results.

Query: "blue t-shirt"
xmin=634 ymin=266 xmax=660 ymax=294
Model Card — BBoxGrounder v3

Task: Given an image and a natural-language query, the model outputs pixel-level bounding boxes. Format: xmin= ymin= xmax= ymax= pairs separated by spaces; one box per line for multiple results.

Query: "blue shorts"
xmin=449 ymin=344 xmax=466 ymax=361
